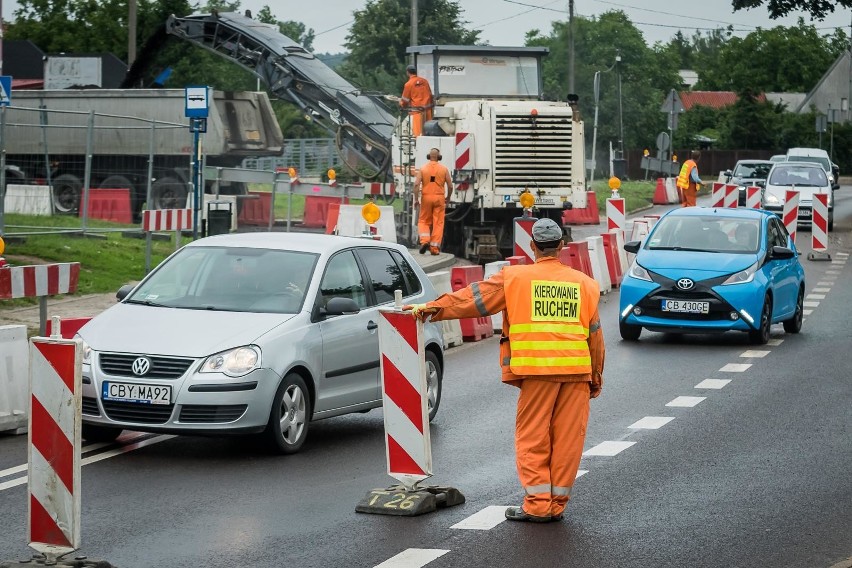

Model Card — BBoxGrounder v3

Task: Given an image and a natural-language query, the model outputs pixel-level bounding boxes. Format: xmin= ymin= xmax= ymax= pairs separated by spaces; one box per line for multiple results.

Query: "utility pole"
xmin=0 ymin=0 xmax=4 ymax=75
xmin=128 ymin=0 xmax=137 ymax=66
xmin=568 ymin=0 xmax=575 ymax=94
xmin=617 ymin=51 xmax=624 ymax=158
xmin=410 ymin=0 xmax=418 ymax=65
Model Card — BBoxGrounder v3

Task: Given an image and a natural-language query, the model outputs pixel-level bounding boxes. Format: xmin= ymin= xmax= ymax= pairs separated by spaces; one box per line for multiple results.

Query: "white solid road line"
xmin=740 ymin=350 xmax=770 ymax=358
xmin=0 ymin=434 xmax=175 ymax=492
xmin=719 ymin=363 xmax=752 ymax=373
xmin=695 ymin=379 xmax=731 ymax=389
xmin=628 ymin=416 xmax=675 ymax=429
xmin=666 ymin=396 xmax=706 ymax=408
xmin=450 ymin=506 xmax=511 ymax=530
xmin=583 ymin=441 xmax=636 ymax=456
xmin=374 ymin=549 xmax=450 ymax=568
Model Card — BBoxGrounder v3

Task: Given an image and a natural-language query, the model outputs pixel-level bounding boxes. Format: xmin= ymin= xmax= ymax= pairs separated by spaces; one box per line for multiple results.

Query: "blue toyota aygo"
xmin=618 ymin=207 xmax=805 ymax=344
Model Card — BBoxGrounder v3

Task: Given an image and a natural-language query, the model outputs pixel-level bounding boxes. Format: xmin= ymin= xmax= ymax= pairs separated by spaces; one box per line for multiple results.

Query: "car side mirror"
xmin=755 ymin=180 xmax=765 ymax=188
xmin=724 ymin=169 xmax=733 ymax=177
xmin=770 ymin=246 xmax=795 ymax=260
xmin=624 ymin=240 xmax=641 ymax=254
xmin=323 ymin=297 xmax=361 ymax=317
xmin=116 ymin=284 xmax=135 ymax=301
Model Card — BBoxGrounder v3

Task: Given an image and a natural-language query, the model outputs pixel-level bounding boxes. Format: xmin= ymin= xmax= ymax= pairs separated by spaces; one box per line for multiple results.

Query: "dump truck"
xmin=2 ymin=89 xmax=284 ymax=215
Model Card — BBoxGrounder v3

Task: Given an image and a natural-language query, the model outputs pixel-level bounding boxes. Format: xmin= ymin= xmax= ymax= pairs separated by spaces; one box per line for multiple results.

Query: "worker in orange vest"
xmin=676 ymin=150 xmax=703 ymax=207
xmin=400 ymin=65 xmax=433 ymax=137
xmin=414 ymin=148 xmax=453 ymax=255
xmin=405 ymin=218 xmax=605 ymax=523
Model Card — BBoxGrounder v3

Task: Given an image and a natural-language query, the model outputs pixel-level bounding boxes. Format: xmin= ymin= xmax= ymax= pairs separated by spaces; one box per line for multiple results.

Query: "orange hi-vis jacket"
xmin=427 ymin=256 xmax=605 ymax=388
xmin=676 ymin=159 xmax=698 ymax=190
xmin=419 ymin=161 xmax=450 ymax=196
xmin=401 ymin=75 xmax=433 ymax=111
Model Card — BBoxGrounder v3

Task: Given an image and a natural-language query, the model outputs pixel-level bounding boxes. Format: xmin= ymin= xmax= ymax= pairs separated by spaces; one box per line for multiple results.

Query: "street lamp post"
xmin=616 ymin=51 xmax=624 ymax=158
xmin=589 ymin=53 xmax=620 ymax=185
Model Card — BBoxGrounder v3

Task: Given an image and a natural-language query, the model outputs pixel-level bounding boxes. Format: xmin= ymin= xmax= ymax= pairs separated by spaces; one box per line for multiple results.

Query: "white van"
xmin=786 ymin=148 xmax=838 ymax=189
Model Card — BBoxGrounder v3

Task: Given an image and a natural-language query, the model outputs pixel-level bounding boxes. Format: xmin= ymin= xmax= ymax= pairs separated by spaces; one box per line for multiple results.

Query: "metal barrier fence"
xmin=0 ymin=105 xmax=188 ymax=235
xmin=242 ymin=138 xmax=347 ymax=178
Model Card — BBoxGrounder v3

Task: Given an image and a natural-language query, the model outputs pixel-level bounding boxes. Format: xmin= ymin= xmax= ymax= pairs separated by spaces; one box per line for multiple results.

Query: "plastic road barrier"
xmin=783 ymin=190 xmax=800 ymax=245
xmin=808 ymin=193 xmax=831 ymax=261
xmin=711 ymin=182 xmax=726 ymax=208
xmin=355 ymin=299 xmax=464 ymax=517
xmin=513 ymin=216 xmax=537 ymax=265
xmin=0 ymin=263 xmax=81 ymax=336
xmin=611 ymin=228 xmax=629 ymax=275
xmin=606 ymin=197 xmax=625 ymax=238
xmin=600 ymin=232 xmax=623 ymax=288
xmin=426 ymin=271 xmax=463 ymax=348
xmin=506 ymin=256 xmax=527 ymax=265
xmin=450 ymin=266 xmax=494 ymax=342
xmin=28 ymin=325 xmax=83 ymax=555
xmin=0 ymin=325 xmax=29 ymax=434
xmin=484 ymin=261 xmax=510 ymax=331
xmin=81 ymin=188 xmax=132 ymax=223
xmin=585 ymin=236 xmax=612 ymax=294
xmin=746 ymin=186 xmax=761 ymax=209
xmin=724 ymin=184 xmax=738 ymax=208
xmin=5 ymin=185 xmax=54 ymax=216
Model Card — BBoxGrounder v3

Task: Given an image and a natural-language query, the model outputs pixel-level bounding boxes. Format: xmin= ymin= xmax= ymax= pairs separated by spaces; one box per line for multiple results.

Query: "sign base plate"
xmin=355 ymin=485 xmax=465 ymax=517
xmin=807 ymin=251 xmax=832 ymax=261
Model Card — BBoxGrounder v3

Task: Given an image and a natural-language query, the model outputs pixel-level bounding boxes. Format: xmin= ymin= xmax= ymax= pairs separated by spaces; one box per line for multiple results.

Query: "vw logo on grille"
xmin=131 ymin=357 xmax=151 ymax=376
xmin=676 ymin=278 xmax=695 ymax=291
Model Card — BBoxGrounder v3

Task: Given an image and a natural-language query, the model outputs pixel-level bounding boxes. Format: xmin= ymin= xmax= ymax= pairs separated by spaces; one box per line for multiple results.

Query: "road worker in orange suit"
xmin=676 ymin=150 xmax=703 ymax=207
xmin=404 ymin=218 xmax=604 ymax=523
xmin=414 ymin=148 xmax=453 ymax=255
xmin=400 ymin=64 xmax=433 ymax=136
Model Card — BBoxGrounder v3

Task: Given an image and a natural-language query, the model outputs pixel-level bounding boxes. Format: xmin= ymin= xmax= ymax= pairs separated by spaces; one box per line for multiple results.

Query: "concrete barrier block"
xmin=0 ymin=325 xmax=30 ymax=434
xmin=5 ymin=185 xmax=53 ymax=216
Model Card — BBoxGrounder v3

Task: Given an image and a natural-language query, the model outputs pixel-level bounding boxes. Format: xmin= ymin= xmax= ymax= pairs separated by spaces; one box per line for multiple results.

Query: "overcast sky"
xmin=3 ymin=0 xmax=851 ymax=53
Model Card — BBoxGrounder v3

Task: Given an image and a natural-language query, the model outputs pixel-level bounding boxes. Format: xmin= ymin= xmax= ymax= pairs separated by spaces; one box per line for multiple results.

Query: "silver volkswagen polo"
xmin=78 ymin=233 xmax=445 ymax=454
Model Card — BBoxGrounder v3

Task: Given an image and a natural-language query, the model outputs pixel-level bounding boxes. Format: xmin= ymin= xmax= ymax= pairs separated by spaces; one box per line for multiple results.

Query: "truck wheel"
xmin=151 ymin=177 xmax=188 ymax=210
xmin=53 ymin=173 xmax=83 ymax=213
xmin=99 ymin=175 xmax=134 ymax=191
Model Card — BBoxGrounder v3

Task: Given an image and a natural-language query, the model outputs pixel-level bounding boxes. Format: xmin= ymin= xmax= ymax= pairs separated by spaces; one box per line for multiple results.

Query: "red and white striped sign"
xmin=368 ymin=183 xmax=396 ymax=196
xmin=745 ymin=186 xmax=761 ymax=209
xmin=454 ymin=132 xmax=473 ymax=171
xmin=711 ymin=182 xmax=726 ymax=207
xmin=513 ymin=216 xmax=536 ymax=264
xmin=28 ymin=337 xmax=82 ymax=554
xmin=783 ymin=190 xmax=800 ymax=244
xmin=142 ymin=208 xmax=193 ymax=232
xmin=0 ymin=263 xmax=80 ymax=300
xmin=606 ymin=197 xmax=625 ymax=237
xmin=379 ymin=311 xmax=432 ymax=486
xmin=812 ymin=193 xmax=829 ymax=252
xmin=724 ymin=184 xmax=738 ymax=208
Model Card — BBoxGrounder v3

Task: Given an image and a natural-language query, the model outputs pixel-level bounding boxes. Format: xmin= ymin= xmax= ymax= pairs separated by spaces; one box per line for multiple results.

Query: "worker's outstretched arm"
xmin=588 ymin=307 xmax=605 ymax=398
xmin=405 ymin=271 xmax=507 ymax=321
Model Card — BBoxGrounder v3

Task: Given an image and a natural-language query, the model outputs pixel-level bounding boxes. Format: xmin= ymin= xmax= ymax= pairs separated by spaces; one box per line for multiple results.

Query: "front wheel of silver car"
xmin=81 ymin=424 xmax=123 ymax=443
xmin=264 ymin=373 xmax=311 ymax=454
xmin=425 ymin=350 xmax=443 ymax=422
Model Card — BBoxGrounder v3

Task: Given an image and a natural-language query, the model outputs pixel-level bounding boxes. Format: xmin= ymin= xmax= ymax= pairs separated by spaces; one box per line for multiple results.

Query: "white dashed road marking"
xmin=804 ymin=301 xmax=820 ymax=308
xmin=695 ymin=379 xmax=731 ymax=389
xmin=767 ymin=338 xmax=784 ymax=346
xmin=583 ymin=441 xmax=636 ymax=456
xmin=666 ymin=396 xmax=706 ymax=408
xmin=576 ymin=469 xmax=588 ymax=479
xmin=740 ymin=350 xmax=769 ymax=358
xmin=804 ymin=309 xmax=813 ymax=315
xmin=826 ymin=270 xmax=840 ymax=274
xmin=451 ymin=506 xmax=510 ymax=530
xmin=816 ymin=282 xmax=833 ymax=287
xmin=374 ymin=549 xmax=450 ymax=568
xmin=837 ymin=252 xmax=849 ymax=257
xmin=628 ymin=416 xmax=675 ymax=429
xmin=720 ymin=363 xmax=751 ymax=372
xmin=813 ymin=288 xmax=831 ymax=293
xmin=807 ymin=294 xmax=826 ymax=300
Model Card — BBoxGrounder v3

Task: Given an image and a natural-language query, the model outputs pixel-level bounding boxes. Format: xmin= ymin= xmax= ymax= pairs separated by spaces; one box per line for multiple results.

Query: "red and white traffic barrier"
xmin=141 ymin=208 xmax=193 ymax=232
xmin=809 ymin=193 xmax=831 ymax=261
xmin=711 ymin=183 xmax=726 ymax=208
xmin=513 ymin=216 xmax=536 ymax=264
xmin=606 ymin=197 xmax=626 ymax=239
xmin=783 ymin=190 xmax=800 ymax=245
xmin=724 ymin=184 xmax=738 ymax=208
xmin=0 ymin=263 xmax=80 ymax=300
xmin=28 ymin=325 xmax=82 ymax=554
xmin=378 ymin=310 xmax=432 ymax=488
xmin=745 ymin=186 xmax=761 ymax=209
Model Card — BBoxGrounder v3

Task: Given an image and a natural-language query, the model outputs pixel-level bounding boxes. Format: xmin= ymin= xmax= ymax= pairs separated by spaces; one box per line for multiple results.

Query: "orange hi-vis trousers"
xmin=418 ymin=194 xmax=446 ymax=249
xmin=516 ymin=379 xmax=590 ymax=517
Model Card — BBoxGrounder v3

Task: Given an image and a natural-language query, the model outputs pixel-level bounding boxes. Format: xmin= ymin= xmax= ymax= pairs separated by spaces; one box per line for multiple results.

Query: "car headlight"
xmin=722 ymin=261 xmax=759 ymax=285
xmin=628 ymin=262 xmax=652 ymax=282
xmin=763 ymin=192 xmax=781 ymax=205
xmin=200 ymin=346 xmax=261 ymax=377
xmin=75 ymin=334 xmax=92 ymax=364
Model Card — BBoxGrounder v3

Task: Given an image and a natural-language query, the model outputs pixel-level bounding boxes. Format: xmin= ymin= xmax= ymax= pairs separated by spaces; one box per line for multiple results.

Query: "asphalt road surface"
xmin=1 ymin=190 xmax=850 ymax=568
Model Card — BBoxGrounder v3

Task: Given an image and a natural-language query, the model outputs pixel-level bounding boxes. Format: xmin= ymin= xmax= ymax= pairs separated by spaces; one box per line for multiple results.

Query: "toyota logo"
xmin=131 ymin=357 xmax=151 ymax=376
xmin=676 ymin=278 xmax=695 ymax=291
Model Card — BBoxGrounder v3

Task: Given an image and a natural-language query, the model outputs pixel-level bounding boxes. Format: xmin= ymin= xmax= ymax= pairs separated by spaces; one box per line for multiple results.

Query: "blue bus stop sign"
xmin=0 ymin=76 xmax=12 ymax=107
xmin=184 ymin=86 xmax=209 ymax=118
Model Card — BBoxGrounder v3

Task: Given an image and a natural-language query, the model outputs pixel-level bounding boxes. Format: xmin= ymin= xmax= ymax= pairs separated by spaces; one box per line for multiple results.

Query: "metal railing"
xmin=241 ymin=138 xmax=347 ymax=178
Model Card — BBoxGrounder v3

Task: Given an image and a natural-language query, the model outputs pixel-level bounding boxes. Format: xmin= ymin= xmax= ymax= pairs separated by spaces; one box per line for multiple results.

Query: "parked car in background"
xmin=77 ymin=233 xmax=446 ymax=454
xmin=762 ymin=162 xmax=834 ymax=230
xmin=724 ymin=160 xmax=773 ymax=205
xmin=786 ymin=147 xmax=838 ymax=189
xmin=618 ymin=207 xmax=805 ymax=345
xmin=770 ymin=154 xmax=787 ymax=163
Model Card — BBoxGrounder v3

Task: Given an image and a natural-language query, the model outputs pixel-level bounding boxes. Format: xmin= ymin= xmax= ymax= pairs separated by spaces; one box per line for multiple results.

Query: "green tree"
xmin=732 ymin=0 xmax=852 ymax=19
xmin=339 ymin=0 xmax=480 ymax=94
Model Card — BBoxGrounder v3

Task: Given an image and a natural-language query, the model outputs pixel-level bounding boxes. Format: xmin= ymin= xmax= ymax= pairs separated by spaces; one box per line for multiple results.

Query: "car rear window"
xmin=733 ymin=163 xmax=771 ymax=179
xmin=769 ymin=166 xmax=827 ymax=186
xmin=786 ymin=155 xmax=830 ymax=171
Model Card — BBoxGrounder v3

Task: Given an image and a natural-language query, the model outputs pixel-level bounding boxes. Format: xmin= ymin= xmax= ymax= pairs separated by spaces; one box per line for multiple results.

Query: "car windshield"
xmin=768 ymin=165 xmax=828 ymax=187
xmin=786 ymin=155 xmax=830 ymax=171
xmin=646 ymin=215 xmax=762 ymax=254
xmin=733 ymin=162 xmax=772 ymax=179
xmin=128 ymin=246 xmax=319 ymax=313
